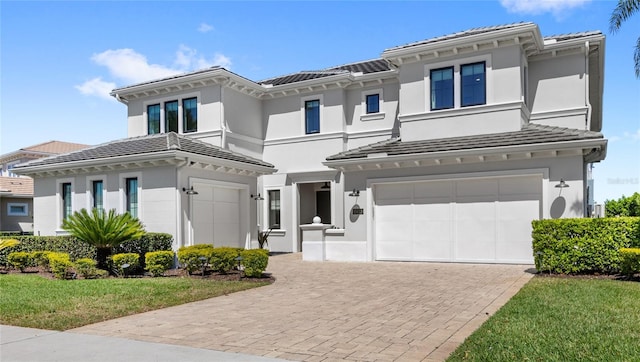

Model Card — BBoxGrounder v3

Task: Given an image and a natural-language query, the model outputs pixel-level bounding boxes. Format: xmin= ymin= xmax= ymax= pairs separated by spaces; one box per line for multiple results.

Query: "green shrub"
xmin=30 ymin=251 xmax=51 ymax=270
xmin=605 ymin=192 xmax=640 ymax=217
xmin=210 ymin=247 xmax=241 ymax=273
xmin=240 ymin=249 xmax=269 ymax=278
xmin=7 ymin=252 xmax=32 ymax=272
xmin=111 ymin=253 xmax=140 ymax=276
xmin=532 ymin=217 xmax=640 ymax=274
xmin=47 ymin=252 xmax=73 ymax=279
xmin=75 ymin=258 xmax=98 ymax=279
xmin=114 ymin=232 xmax=173 ymax=269
xmin=177 ymin=244 xmax=213 ymax=275
xmin=94 ymin=269 xmax=109 ymax=278
xmin=0 ymin=235 xmax=96 ymax=267
xmin=145 ymin=251 xmax=174 ymax=277
xmin=620 ymin=248 xmax=640 ymax=276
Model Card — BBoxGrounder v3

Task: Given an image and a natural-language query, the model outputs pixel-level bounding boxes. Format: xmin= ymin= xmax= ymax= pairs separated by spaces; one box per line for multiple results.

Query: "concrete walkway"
xmin=1 ymin=325 xmax=285 ymax=362
xmin=69 ymin=253 xmax=534 ymax=361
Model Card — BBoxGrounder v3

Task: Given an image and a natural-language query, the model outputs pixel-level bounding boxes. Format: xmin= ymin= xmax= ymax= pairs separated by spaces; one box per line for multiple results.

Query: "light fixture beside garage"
xmin=555 ymin=179 xmax=569 ymax=188
xmin=182 ymin=186 xmax=198 ymax=195
xmin=251 ymin=193 xmax=264 ymax=201
xmin=348 ymin=189 xmax=360 ymax=197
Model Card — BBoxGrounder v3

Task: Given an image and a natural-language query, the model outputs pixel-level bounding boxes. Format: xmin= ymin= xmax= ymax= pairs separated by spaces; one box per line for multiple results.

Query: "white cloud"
xmin=499 ymin=0 xmax=591 ymax=16
xmin=91 ymin=48 xmax=182 ymax=84
xmin=77 ymin=46 xmax=233 ymax=99
xmin=198 ymin=23 xmax=214 ymax=33
xmin=609 ymin=129 xmax=640 ymax=143
xmin=74 ymin=77 xmax=116 ymax=100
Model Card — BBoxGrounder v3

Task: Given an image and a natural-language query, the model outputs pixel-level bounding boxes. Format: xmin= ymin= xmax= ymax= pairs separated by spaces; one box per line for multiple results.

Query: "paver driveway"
xmin=72 ymin=253 xmax=533 ymax=361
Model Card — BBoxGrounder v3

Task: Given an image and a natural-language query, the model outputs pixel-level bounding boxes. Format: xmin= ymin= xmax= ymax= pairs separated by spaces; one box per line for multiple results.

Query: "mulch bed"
xmin=534 ymin=272 xmax=640 ymax=282
xmin=0 ymin=266 xmax=275 ymax=283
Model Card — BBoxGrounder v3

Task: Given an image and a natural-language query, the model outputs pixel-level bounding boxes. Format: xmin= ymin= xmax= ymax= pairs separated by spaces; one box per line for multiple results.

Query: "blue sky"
xmin=1 ymin=0 xmax=638 ymax=203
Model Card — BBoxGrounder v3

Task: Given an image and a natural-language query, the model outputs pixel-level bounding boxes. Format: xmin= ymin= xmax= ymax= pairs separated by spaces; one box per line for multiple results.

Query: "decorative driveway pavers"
xmin=72 ymin=253 xmax=534 ymax=361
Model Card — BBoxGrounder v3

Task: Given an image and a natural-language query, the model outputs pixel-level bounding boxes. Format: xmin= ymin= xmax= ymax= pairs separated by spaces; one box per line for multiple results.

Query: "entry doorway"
xmin=297 ymin=181 xmax=332 ymax=250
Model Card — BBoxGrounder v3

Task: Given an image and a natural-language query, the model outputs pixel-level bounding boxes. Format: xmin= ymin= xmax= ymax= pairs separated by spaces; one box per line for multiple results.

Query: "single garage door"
xmin=191 ymin=183 xmax=241 ymax=247
xmin=374 ymin=175 xmax=541 ymax=264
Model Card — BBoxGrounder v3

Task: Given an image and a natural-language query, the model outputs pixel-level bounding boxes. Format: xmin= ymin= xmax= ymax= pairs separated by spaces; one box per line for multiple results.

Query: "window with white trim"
xmin=7 ymin=203 xmax=28 ymax=216
xmin=62 ymin=182 xmax=72 ymax=220
xmin=426 ymin=55 xmax=491 ymax=112
xmin=268 ymin=190 xmax=281 ymax=229
xmin=460 ymin=62 xmax=486 ymax=107
xmin=305 ymin=99 xmax=320 ymax=134
xmin=120 ymin=172 xmax=141 ymax=219
xmin=143 ymin=94 xmax=198 ymax=135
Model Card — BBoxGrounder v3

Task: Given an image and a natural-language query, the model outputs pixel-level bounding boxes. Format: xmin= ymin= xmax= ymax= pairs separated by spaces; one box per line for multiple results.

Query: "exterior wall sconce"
xmin=251 ymin=193 xmax=264 ymax=200
xmin=348 ymin=189 xmax=360 ymax=197
xmin=183 ymin=186 xmax=198 ymax=195
xmin=555 ymin=179 xmax=569 ymax=188
xmin=321 ymin=182 xmax=330 ymax=189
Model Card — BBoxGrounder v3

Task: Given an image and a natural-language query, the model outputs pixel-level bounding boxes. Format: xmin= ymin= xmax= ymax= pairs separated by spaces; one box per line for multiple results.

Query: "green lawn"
xmin=448 ymin=277 xmax=640 ymax=361
xmin=0 ymin=274 xmax=270 ymax=331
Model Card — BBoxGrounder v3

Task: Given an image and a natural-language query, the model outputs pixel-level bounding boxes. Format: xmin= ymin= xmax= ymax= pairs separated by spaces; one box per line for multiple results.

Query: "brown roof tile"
xmin=0 ymin=177 xmax=33 ymax=196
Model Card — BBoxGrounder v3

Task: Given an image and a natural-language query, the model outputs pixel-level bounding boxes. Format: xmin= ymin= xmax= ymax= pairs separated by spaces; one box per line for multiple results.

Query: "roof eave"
xmin=324 ymin=138 xmax=607 ymax=170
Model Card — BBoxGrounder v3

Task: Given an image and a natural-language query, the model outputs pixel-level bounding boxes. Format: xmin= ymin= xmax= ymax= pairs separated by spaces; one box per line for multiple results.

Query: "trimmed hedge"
xmin=75 ymin=258 xmax=99 ymax=279
xmin=7 ymin=252 xmax=31 ymax=272
xmin=210 ymin=247 xmax=241 ymax=273
xmin=47 ymin=252 xmax=73 ymax=279
xmin=241 ymin=249 xmax=269 ymax=278
xmin=111 ymin=253 xmax=140 ymax=276
xmin=0 ymin=233 xmax=173 ymax=267
xmin=177 ymin=244 xmax=214 ymax=274
xmin=532 ymin=217 xmax=640 ymax=274
xmin=620 ymin=248 xmax=640 ymax=277
xmin=145 ymin=251 xmax=174 ymax=277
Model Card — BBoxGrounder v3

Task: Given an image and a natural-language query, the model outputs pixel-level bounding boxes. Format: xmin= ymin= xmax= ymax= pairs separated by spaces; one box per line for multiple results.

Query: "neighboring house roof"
xmin=1 ymin=140 xmax=90 ymax=163
xmin=13 ymin=132 xmax=274 ymax=170
xmin=0 ymin=176 xmax=33 ymax=196
xmin=326 ymin=124 xmax=605 ymax=161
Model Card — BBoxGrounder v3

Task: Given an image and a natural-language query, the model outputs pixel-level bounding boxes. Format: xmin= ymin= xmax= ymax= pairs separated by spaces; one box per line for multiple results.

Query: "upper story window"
xmin=183 ymin=97 xmax=198 ymax=133
xmin=165 ymin=100 xmax=179 ymax=133
xmin=147 ymin=104 xmax=161 ymax=135
xmin=461 ymin=62 xmax=486 ymax=107
xmin=430 ymin=67 xmax=454 ymax=110
xmin=366 ymin=94 xmax=380 ymax=114
xmin=305 ymin=99 xmax=320 ymax=134
xmin=268 ymin=190 xmax=281 ymax=229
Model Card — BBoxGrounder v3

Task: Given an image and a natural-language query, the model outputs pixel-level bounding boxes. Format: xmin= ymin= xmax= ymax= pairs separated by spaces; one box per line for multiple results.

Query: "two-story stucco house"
xmin=14 ymin=22 xmax=607 ymax=264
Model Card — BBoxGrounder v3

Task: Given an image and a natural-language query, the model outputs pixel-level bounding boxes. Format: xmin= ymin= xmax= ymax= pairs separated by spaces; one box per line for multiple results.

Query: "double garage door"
xmin=191 ymin=183 xmax=241 ymax=247
xmin=374 ymin=175 xmax=541 ymax=264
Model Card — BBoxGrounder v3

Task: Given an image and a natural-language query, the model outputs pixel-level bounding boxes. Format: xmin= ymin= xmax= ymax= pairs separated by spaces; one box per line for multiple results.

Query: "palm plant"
xmin=610 ymin=0 xmax=640 ymax=77
xmin=62 ymin=208 xmax=145 ymax=270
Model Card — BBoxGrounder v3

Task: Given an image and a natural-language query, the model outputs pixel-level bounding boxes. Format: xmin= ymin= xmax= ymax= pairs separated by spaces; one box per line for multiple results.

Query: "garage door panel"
xmin=191 ymin=184 xmax=242 ymax=248
xmin=375 ymin=175 xmax=540 ymax=264
xmin=376 ymin=240 xmax=413 ymax=260
xmin=214 ymin=187 xmax=239 ymax=203
xmin=456 ymin=179 xmax=498 ymax=197
xmin=376 ymin=183 xmax=412 ymax=200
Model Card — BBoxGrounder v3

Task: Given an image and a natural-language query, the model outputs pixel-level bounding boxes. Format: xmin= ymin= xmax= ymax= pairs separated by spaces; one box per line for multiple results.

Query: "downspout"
xmin=114 ymin=93 xmax=128 ymax=105
xmin=584 ymin=41 xmax=592 ymax=131
xmin=175 ymin=158 xmax=190 ymax=249
xmin=220 ymin=85 xmax=227 ymax=149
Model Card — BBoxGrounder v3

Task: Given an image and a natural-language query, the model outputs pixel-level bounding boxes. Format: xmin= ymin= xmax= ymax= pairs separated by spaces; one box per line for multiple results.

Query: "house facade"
xmin=14 ymin=22 xmax=607 ymax=264
xmin=0 ymin=141 xmax=88 ymax=233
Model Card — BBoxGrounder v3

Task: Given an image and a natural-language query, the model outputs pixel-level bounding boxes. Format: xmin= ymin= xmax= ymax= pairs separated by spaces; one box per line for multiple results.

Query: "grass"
xmin=447 ymin=277 xmax=640 ymax=361
xmin=0 ymin=274 xmax=270 ymax=331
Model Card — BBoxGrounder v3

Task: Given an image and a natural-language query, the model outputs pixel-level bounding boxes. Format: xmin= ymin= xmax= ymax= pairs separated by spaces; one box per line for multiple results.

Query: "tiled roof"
xmin=14 ymin=133 xmax=274 ymax=169
xmin=112 ymin=66 xmax=222 ymax=93
xmin=22 ymin=140 xmax=89 ymax=155
xmin=0 ymin=176 xmax=33 ymax=196
xmin=259 ymin=59 xmax=392 ymax=86
xmin=384 ymin=22 xmax=535 ymax=52
xmin=543 ymin=31 xmax=602 ymax=42
xmin=326 ymin=124 xmax=604 ymax=161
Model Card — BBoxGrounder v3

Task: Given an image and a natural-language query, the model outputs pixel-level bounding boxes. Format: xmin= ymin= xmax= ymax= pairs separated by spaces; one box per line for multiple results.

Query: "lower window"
xmin=7 ymin=203 xmax=28 ymax=216
xmin=268 ymin=190 xmax=281 ymax=229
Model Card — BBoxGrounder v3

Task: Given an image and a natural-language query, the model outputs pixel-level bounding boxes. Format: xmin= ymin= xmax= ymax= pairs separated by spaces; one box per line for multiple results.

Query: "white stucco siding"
xmin=138 ymin=167 xmax=178 ymax=237
xmin=491 ymin=46 xmax=524 ymax=104
xmin=263 ymin=96 xmax=301 ymax=139
xmin=264 ymin=137 xmax=343 ymax=173
xmin=529 ymin=53 xmax=587 ymax=122
xmin=398 ymin=62 xmax=425 ymax=115
xmin=345 ymin=82 xmax=400 ymax=134
xmin=223 ymin=88 xmax=263 ymax=139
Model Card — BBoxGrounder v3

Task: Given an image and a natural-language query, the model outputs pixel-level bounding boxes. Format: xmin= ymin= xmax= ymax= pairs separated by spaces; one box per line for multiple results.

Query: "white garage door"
xmin=374 ymin=175 xmax=541 ymax=264
xmin=192 ymin=184 xmax=241 ymax=247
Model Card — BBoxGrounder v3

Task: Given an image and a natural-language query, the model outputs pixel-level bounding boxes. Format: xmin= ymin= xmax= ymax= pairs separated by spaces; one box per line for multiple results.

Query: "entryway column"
xmin=300 ymin=216 xmax=332 ymax=261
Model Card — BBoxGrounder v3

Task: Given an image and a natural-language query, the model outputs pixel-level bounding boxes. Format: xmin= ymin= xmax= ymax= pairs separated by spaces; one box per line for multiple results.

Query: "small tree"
xmin=62 ymin=208 xmax=145 ymax=270
xmin=605 ymin=192 xmax=640 ymax=217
